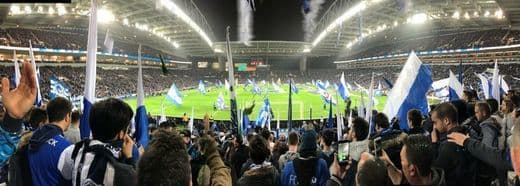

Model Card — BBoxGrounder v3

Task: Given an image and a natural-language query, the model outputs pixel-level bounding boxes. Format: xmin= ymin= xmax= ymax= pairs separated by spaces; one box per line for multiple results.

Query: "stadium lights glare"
xmin=473 ymin=11 xmax=479 ymax=18
xmin=393 ymin=21 xmax=398 ymax=26
xmin=312 ymin=0 xmax=386 ymax=47
xmin=98 ymin=8 xmax=115 ymax=23
xmin=158 ymin=0 xmax=213 ymax=47
xmin=123 ymin=18 xmax=129 ymax=25
xmin=495 ymin=9 xmax=503 ymax=19
xmin=57 ymin=5 xmax=67 ymax=16
xmin=172 ymin=41 xmax=180 ymax=48
xmin=37 ymin=6 xmax=44 ymax=13
xmin=484 ymin=10 xmax=490 ymax=17
xmin=410 ymin=13 xmax=428 ymax=24
xmin=464 ymin=12 xmax=470 ymax=20
xmin=452 ymin=11 xmax=460 ymax=19
xmin=10 ymin=5 xmax=20 ymax=15
xmin=24 ymin=6 xmax=32 ymax=14
xmin=48 ymin=7 xmax=55 ymax=15
xmin=214 ymin=48 xmax=224 ymax=53
xmin=302 ymin=48 xmax=311 ymax=53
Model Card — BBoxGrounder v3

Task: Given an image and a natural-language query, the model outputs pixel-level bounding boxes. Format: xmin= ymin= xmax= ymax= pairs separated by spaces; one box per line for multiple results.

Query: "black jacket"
xmin=433 ymin=127 xmax=477 ymax=186
xmin=237 ymin=164 xmax=280 ymax=186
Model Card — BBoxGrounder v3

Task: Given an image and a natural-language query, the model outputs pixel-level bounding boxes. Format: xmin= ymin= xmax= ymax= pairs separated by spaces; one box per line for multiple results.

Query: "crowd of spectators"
xmin=349 ymin=29 xmax=520 ymax=59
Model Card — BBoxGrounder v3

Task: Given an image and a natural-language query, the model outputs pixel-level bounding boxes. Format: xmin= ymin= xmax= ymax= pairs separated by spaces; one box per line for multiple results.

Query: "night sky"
xmin=193 ymin=0 xmax=334 ymax=42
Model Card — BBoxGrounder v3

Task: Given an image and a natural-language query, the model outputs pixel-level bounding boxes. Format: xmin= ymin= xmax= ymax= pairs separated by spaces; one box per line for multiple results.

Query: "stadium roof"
xmin=2 ymin=0 xmax=520 ymax=59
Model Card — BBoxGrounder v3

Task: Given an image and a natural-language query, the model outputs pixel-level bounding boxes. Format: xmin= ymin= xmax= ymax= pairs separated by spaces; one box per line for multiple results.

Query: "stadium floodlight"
xmin=302 ymin=48 xmax=311 ymax=53
xmin=158 ymin=0 xmax=213 ymax=47
xmin=484 ymin=10 xmax=490 ymax=17
xmin=473 ymin=11 xmax=479 ymax=18
xmin=214 ymin=48 xmax=224 ymax=53
xmin=346 ymin=42 xmax=353 ymax=48
xmin=172 ymin=41 xmax=180 ymax=48
xmin=10 ymin=5 xmax=20 ymax=15
xmin=464 ymin=12 xmax=470 ymax=20
xmin=123 ymin=18 xmax=129 ymax=25
xmin=57 ymin=5 xmax=67 ymax=16
xmin=410 ymin=13 xmax=427 ymax=24
xmin=37 ymin=6 xmax=43 ymax=13
xmin=393 ymin=21 xmax=398 ymax=26
xmin=48 ymin=6 xmax=55 ymax=15
xmin=24 ymin=6 xmax=32 ymax=14
xmin=452 ymin=11 xmax=460 ymax=19
xmin=312 ymin=0 xmax=382 ymax=47
xmin=495 ymin=9 xmax=503 ymax=19
xmin=98 ymin=8 xmax=115 ymax=23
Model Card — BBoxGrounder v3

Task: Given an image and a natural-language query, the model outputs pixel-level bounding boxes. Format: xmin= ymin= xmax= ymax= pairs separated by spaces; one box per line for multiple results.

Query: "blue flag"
xmin=383 ymin=51 xmax=432 ymax=130
xmin=80 ymin=0 xmax=98 ymax=139
xmin=290 ymin=81 xmax=299 ymax=94
xmin=50 ymin=76 xmax=71 ymax=100
xmin=448 ymin=70 xmax=463 ymax=101
xmin=135 ymin=45 xmax=149 ymax=147
xmin=166 ymin=83 xmax=183 ymax=106
xmin=216 ymin=92 xmax=226 ymax=110
xmin=338 ymin=72 xmax=350 ymax=100
xmin=327 ymin=97 xmax=333 ymax=128
xmin=198 ymin=80 xmax=206 ymax=95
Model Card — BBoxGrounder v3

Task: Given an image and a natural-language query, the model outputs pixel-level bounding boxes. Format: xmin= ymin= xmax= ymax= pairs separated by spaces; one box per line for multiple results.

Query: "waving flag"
xmin=28 ymin=40 xmax=42 ymax=106
xmin=50 ymin=76 xmax=71 ymax=100
xmin=477 ymin=73 xmax=491 ymax=99
xmin=135 ymin=44 xmax=149 ymax=147
xmin=318 ymin=81 xmax=337 ymax=105
xmin=158 ymin=103 xmax=167 ymax=124
xmin=198 ymin=80 xmax=206 ymax=95
xmin=246 ymin=79 xmax=254 ymax=87
xmin=103 ymin=29 xmax=114 ymax=54
xmin=383 ymin=51 xmax=432 ymax=130
xmin=358 ymin=92 xmax=365 ymax=119
xmin=338 ymin=72 xmax=350 ymax=101
xmin=166 ymin=83 xmax=183 ymax=106
xmin=216 ymin=92 xmax=226 ymax=110
xmin=448 ymin=70 xmax=463 ymax=101
xmin=365 ymin=74 xmax=375 ymax=125
xmin=272 ymin=81 xmax=285 ymax=93
xmin=290 ymin=81 xmax=299 ymax=94
xmin=491 ymin=61 xmax=501 ymax=107
xmin=225 ymin=79 xmax=230 ymax=90
xmin=255 ymin=98 xmax=272 ymax=128
xmin=252 ymin=83 xmax=262 ymax=94
xmin=80 ymin=0 xmax=98 ymax=139
xmin=12 ymin=50 xmax=20 ymax=87
xmin=501 ymin=76 xmax=509 ymax=93
xmin=277 ymin=78 xmax=282 ymax=85
xmin=188 ymin=107 xmax=194 ymax=133
xmin=382 ymin=77 xmax=394 ymax=89
xmin=324 ymin=80 xmax=330 ymax=89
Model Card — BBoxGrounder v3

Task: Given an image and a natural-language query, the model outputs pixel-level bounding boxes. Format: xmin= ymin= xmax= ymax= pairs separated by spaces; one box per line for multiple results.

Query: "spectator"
xmin=58 ymin=98 xmax=136 ymax=185
xmin=383 ymin=134 xmax=446 ymax=185
xmin=319 ymin=129 xmax=335 ymax=167
xmin=407 ymin=109 xmax=427 ymax=135
xmin=356 ymin=152 xmax=389 ymax=186
xmin=431 ymin=102 xmax=476 ymax=186
xmin=237 ymin=135 xmax=279 ymax=186
xmin=137 ymin=129 xmax=191 ymax=186
xmin=346 ymin=117 xmax=369 ymax=161
xmin=196 ymin=134 xmax=232 ymax=186
xmin=25 ymin=107 xmax=47 ymax=131
xmin=473 ymin=101 xmax=501 ymax=149
xmin=270 ymin=140 xmax=288 ymax=172
xmin=501 ymin=98 xmax=515 ymax=149
xmin=27 ymin=97 xmax=72 ymax=185
xmin=279 ymin=132 xmax=299 ymax=170
xmin=230 ymin=134 xmax=249 ymax=182
xmin=63 ymin=110 xmax=81 ymax=144
xmin=281 ymin=130 xmax=330 ymax=186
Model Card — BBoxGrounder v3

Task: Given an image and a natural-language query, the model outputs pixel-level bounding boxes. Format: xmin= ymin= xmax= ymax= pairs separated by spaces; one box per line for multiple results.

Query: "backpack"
xmin=7 ymin=144 xmax=33 ymax=186
xmin=70 ymin=139 xmax=136 ymax=186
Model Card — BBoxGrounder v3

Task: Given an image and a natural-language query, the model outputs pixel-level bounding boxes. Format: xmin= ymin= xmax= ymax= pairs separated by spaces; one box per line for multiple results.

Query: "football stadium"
xmin=0 ymin=0 xmax=519 ymax=185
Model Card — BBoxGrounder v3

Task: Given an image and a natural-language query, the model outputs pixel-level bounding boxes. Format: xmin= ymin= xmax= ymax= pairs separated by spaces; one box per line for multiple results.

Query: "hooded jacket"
xmin=237 ymin=164 xmax=280 ymax=186
xmin=280 ymin=157 xmax=330 ymax=186
xmin=27 ymin=124 xmax=71 ymax=186
xmin=479 ymin=117 xmax=501 ymax=149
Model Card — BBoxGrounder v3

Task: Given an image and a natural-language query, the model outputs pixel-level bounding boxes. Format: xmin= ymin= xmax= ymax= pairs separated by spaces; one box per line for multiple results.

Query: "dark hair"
xmin=486 ymin=99 xmax=499 ymax=114
xmin=249 ymin=135 xmax=270 ymax=164
xmin=403 ymin=134 xmax=433 ymax=177
xmin=71 ymin=111 xmax=81 ymax=124
xmin=433 ymin=102 xmax=458 ymax=124
xmin=352 ymin=117 xmax=369 ymax=140
xmin=28 ymin=108 xmax=47 ymax=129
xmin=320 ymin=129 xmax=335 ymax=146
xmin=46 ymin=97 xmax=72 ymax=123
xmin=476 ymin=101 xmax=491 ymax=117
xmin=357 ymin=157 xmax=388 ymax=186
xmin=450 ymin=100 xmax=468 ymax=123
xmin=89 ymin=98 xmax=134 ymax=142
xmin=137 ymin=129 xmax=190 ymax=186
xmin=463 ymin=90 xmax=477 ymax=101
xmin=407 ymin=109 xmax=423 ymax=128
xmin=260 ymin=128 xmax=271 ymax=142
xmin=374 ymin=112 xmax=389 ymax=129
xmin=510 ymin=94 xmax=520 ymax=108
xmin=234 ymin=134 xmax=244 ymax=145
xmin=287 ymin=132 xmax=299 ymax=146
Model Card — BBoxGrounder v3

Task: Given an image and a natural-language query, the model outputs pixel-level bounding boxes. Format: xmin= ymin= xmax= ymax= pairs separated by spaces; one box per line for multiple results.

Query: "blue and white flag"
xmin=198 ymin=80 xmax=206 ymax=95
xmin=50 ymin=76 xmax=71 ymax=100
xmin=383 ymin=51 xmax=432 ymax=130
xmin=103 ymin=29 xmax=114 ymax=54
xmin=319 ymin=83 xmax=337 ymax=105
xmin=358 ymin=92 xmax=365 ymax=119
xmin=290 ymin=81 xmax=299 ymax=94
xmin=225 ymin=79 xmax=230 ymax=90
xmin=80 ymin=0 xmax=98 ymax=139
xmin=448 ymin=70 xmax=463 ymax=101
xmin=324 ymin=80 xmax=330 ymax=89
xmin=477 ymin=73 xmax=491 ymax=99
xmin=246 ymin=79 xmax=254 ymax=87
xmin=216 ymin=92 xmax=226 ymax=110
xmin=28 ymin=41 xmax=42 ymax=107
xmin=255 ymin=98 xmax=272 ymax=128
xmin=338 ymin=72 xmax=350 ymax=101
xmin=382 ymin=77 xmax=393 ymax=89
xmin=217 ymin=80 xmax=223 ymax=88
xmin=252 ymin=83 xmax=262 ymax=94
xmin=500 ymin=76 xmax=509 ymax=93
xmin=272 ymin=81 xmax=285 ymax=93
xmin=135 ymin=44 xmax=149 ymax=147
xmin=12 ymin=50 xmax=20 ymax=87
xmin=166 ymin=83 xmax=183 ymax=106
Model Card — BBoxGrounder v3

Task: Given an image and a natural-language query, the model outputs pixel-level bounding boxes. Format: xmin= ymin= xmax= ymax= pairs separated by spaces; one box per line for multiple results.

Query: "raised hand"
xmin=1 ymin=62 xmax=37 ymax=119
xmin=447 ymin=132 xmax=469 ymax=146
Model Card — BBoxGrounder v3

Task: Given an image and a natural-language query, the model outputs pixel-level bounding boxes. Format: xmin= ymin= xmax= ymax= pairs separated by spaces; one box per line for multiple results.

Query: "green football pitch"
xmin=125 ymin=84 xmax=388 ymax=120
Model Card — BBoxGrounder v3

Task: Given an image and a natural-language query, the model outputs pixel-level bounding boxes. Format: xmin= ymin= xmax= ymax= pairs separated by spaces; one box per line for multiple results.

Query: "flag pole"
xmin=226 ymin=26 xmax=239 ymax=132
